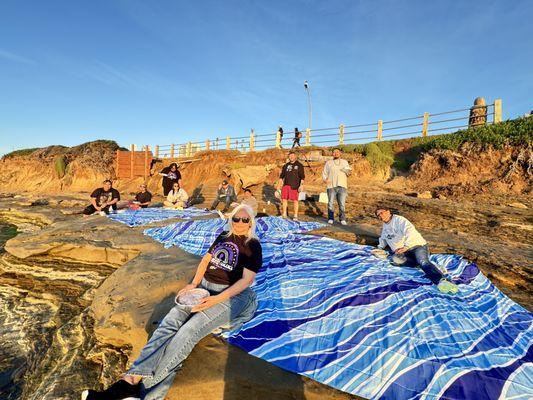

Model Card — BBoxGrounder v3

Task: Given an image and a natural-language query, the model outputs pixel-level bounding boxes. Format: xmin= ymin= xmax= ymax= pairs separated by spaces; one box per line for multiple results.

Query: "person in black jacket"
xmin=159 ymin=163 xmax=182 ymax=196
xmin=292 ymin=127 xmax=302 ymax=148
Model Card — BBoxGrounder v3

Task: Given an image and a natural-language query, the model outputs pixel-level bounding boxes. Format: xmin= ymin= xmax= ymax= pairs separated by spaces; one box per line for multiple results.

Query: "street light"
xmin=304 ymin=80 xmax=312 ymax=132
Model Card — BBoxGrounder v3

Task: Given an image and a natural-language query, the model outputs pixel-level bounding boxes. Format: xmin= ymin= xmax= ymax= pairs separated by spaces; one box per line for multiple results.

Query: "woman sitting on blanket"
xmin=82 ymin=204 xmax=262 ymax=400
xmin=163 ymin=182 xmax=189 ymax=209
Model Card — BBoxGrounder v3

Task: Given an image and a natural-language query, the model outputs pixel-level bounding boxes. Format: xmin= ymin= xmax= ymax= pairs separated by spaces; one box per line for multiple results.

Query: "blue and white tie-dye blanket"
xmin=144 ymin=218 xmax=533 ymax=399
xmin=107 ymin=207 xmax=215 ymax=227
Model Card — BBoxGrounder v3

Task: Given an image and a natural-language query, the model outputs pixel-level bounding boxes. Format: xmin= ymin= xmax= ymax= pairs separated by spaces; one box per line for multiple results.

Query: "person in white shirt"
xmin=373 ymin=206 xmax=459 ymax=295
xmin=164 ymin=182 xmax=189 ymax=209
xmin=231 ymin=188 xmax=258 ymax=216
xmin=322 ymin=148 xmax=351 ymax=225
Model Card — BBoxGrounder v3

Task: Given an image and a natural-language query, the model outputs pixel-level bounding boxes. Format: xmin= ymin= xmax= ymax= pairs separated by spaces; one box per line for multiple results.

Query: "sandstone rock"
xmin=384 ymin=176 xmax=408 ymax=191
xmin=417 ymin=191 xmax=433 ymax=199
xmin=507 ymin=202 xmax=528 ymax=209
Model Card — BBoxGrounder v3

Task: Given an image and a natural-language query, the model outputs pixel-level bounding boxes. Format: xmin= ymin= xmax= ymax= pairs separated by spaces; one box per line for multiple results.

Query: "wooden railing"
xmin=131 ymin=99 xmax=501 ymax=159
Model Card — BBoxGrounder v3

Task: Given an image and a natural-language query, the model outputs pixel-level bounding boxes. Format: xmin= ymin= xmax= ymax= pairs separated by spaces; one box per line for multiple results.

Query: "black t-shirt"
xmin=280 ymin=161 xmax=305 ymax=189
xmin=90 ymin=188 xmax=120 ymax=207
xmin=161 ymin=167 xmax=181 ymax=189
xmin=205 ymin=232 xmax=263 ymax=285
xmin=135 ymin=191 xmax=152 ymax=207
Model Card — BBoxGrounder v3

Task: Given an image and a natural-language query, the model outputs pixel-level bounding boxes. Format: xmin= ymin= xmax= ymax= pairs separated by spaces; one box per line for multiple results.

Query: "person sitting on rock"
xmin=130 ymin=184 xmax=152 ymax=209
xmin=163 ymin=182 xmax=188 ymax=209
xmin=230 ymin=188 xmax=258 ymax=216
xmin=210 ymin=179 xmax=237 ymax=213
xmin=82 ymin=179 xmax=120 ymax=217
xmin=373 ymin=205 xmax=458 ymax=294
xmin=159 ymin=163 xmax=182 ymax=196
xmin=81 ymin=204 xmax=262 ymax=400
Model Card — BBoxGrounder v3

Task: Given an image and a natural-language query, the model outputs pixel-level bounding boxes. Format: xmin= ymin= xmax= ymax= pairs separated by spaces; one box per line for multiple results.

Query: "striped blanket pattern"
xmin=144 ymin=218 xmax=533 ymax=399
xmin=107 ymin=207 xmax=215 ymax=227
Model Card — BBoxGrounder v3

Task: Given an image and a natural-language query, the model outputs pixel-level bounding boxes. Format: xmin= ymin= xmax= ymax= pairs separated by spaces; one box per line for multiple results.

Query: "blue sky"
xmin=0 ymin=0 xmax=531 ymax=155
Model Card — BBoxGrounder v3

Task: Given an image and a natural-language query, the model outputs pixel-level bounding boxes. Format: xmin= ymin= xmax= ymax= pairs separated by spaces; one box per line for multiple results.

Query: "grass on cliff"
xmin=2 ymin=148 xmax=41 ymax=159
xmin=336 ymin=117 xmax=533 ymax=171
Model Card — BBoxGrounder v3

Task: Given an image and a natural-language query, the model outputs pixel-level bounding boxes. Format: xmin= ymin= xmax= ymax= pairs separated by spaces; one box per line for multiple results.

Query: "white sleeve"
xmin=180 ymin=189 xmax=189 ymax=201
xmin=398 ymin=217 xmax=419 ymax=247
xmin=378 ymin=234 xmax=387 ymax=249
xmin=166 ymin=192 xmax=173 ymax=202
xmin=322 ymin=161 xmax=329 ymax=182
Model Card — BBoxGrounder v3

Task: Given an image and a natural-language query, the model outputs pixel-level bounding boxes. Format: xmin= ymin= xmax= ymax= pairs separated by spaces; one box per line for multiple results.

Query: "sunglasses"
xmin=232 ymin=216 xmax=250 ymax=224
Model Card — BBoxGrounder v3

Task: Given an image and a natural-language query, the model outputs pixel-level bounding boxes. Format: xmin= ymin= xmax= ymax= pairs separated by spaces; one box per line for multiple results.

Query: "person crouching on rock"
xmin=81 ymin=204 xmax=262 ymax=400
xmin=210 ymin=179 xmax=237 ymax=213
xmin=129 ymin=184 xmax=152 ymax=209
xmin=82 ymin=179 xmax=120 ymax=217
xmin=372 ymin=205 xmax=459 ymax=294
xmin=163 ymin=182 xmax=188 ymax=209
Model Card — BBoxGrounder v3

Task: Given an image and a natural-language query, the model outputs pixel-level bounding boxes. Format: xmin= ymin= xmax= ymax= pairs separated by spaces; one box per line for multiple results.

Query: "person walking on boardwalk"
xmin=277 ymin=151 xmax=305 ymax=220
xmin=292 ymin=127 xmax=302 ymax=148
xmin=322 ymin=148 xmax=351 ymax=225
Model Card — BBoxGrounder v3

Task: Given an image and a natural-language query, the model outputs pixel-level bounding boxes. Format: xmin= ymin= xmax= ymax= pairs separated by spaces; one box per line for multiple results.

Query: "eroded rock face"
xmin=0 ymin=201 xmax=356 ymax=400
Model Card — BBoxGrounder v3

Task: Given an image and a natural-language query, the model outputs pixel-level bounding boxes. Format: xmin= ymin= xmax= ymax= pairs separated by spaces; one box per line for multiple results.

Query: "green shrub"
xmin=363 ymin=143 xmax=394 ymax=173
xmin=2 ymin=148 xmax=40 ymax=159
xmin=423 ymin=117 xmax=533 ymax=151
xmin=336 ymin=144 xmax=365 ymax=154
xmin=54 ymin=155 xmax=68 ymax=178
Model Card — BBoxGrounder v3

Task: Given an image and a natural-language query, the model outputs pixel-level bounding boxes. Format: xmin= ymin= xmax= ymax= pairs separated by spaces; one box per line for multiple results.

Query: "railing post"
xmin=275 ymin=129 xmax=281 ymax=148
xmin=494 ymin=99 xmax=502 ymax=123
xmin=186 ymin=142 xmax=192 ymax=157
xmin=339 ymin=124 xmax=345 ymax=145
xmin=226 ymin=136 xmax=231 ymax=150
xmin=205 ymin=139 xmax=210 ymax=151
xmin=377 ymin=120 xmax=383 ymax=140
xmin=130 ymin=144 xmax=135 ymax=178
xmin=249 ymin=129 xmax=255 ymax=152
xmin=422 ymin=112 xmax=429 ymax=137
xmin=155 ymin=145 xmax=159 ymax=158
xmin=235 ymin=139 xmax=239 ymax=151
xmin=144 ymin=145 xmax=149 ymax=179
xmin=170 ymin=144 xmax=175 ymax=158
xmin=305 ymin=128 xmax=311 ymax=146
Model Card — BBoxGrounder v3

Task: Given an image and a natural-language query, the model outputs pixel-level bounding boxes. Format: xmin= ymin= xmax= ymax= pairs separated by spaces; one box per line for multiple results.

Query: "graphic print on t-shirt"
xmin=210 ymin=241 xmax=239 ymax=272
xmin=98 ymin=191 xmax=111 ymax=206
xmin=168 ymin=171 xmax=177 ymax=180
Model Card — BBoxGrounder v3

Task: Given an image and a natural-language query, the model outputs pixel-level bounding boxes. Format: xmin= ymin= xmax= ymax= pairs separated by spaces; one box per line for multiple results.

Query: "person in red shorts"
xmin=277 ymin=151 xmax=305 ymax=220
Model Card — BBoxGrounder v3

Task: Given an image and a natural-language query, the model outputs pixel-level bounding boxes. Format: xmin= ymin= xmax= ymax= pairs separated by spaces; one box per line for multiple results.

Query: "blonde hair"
xmin=225 ymin=204 xmax=258 ymax=244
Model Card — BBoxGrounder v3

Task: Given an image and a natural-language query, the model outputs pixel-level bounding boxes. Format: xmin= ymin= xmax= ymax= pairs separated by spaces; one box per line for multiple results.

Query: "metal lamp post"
xmin=304 ymin=80 xmax=312 ymax=132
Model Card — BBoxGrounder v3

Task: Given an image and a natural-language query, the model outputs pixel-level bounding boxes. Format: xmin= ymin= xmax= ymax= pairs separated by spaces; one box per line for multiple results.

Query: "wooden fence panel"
xmin=116 ymin=150 xmax=153 ymax=179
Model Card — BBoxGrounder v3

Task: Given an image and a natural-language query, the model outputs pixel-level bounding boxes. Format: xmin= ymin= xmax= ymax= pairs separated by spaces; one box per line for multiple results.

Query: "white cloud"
xmin=0 ymin=49 xmax=35 ymax=65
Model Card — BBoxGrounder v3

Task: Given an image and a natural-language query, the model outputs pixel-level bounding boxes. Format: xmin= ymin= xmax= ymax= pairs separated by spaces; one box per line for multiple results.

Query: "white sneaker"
xmin=293 ymin=216 xmax=298 ymax=221
xmin=341 ymin=220 xmax=347 ymax=226
xmin=99 ymin=211 xmax=106 ymax=216
xmin=327 ymin=219 xmax=334 ymax=224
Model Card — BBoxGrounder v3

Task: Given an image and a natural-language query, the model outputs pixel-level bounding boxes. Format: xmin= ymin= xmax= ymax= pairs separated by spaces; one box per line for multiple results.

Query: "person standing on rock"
xmin=373 ymin=205 xmax=459 ymax=294
xmin=159 ymin=163 xmax=182 ymax=196
xmin=81 ymin=204 xmax=262 ymax=400
xmin=322 ymin=148 xmax=351 ymax=225
xmin=277 ymin=151 xmax=305 ymax=220
xmin=163 ymin=182 xmax=189 ymax=209
xmin=82 ymin=179 xmax=120 ymax=216
xmin=277 ymin=125 xmax=284 ymax=148
xmin=210 ymin=179 xmax=237 ymax=213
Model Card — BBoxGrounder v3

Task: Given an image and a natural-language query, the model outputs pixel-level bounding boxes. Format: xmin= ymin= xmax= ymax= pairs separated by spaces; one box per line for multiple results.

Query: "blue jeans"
xmin=210 ymin=195 xmax=237 ymax=211
xmin=327 ymin=186 xmax=347 ymax=221
xmin=391 ymin=245 xmax=445 ymax=285
xmin=127 ymin=279 xmax=257 ymax=400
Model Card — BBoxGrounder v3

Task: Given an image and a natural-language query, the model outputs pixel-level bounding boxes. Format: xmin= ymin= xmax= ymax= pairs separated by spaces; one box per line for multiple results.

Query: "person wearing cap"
xmin=82 ymin=204 xmax=262 ymax=400
xmin=210 ymin=179 xmax=237 ymax=213
xmin=277 ymin=151 xmax=305 ymax=220
xmin=373 ymin=206 xmax=459 ymax=295
xmin=322 ymin=148 xmax=351 ymax=225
